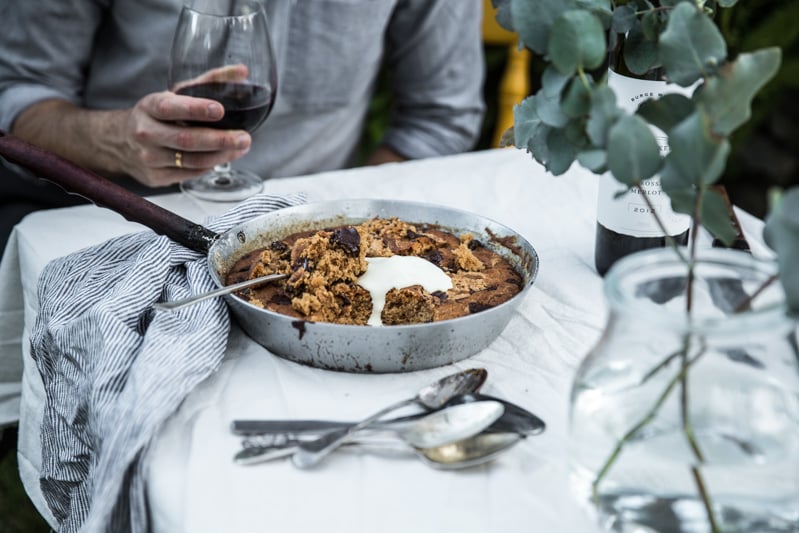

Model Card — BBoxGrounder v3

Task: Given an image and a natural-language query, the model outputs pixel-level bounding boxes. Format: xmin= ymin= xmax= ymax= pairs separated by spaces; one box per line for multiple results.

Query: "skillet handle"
xmin=0 ymin=130 xmax=218 ymax=253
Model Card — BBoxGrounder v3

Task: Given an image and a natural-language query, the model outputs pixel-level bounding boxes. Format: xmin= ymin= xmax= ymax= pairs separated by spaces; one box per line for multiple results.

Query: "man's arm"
xmin=381 ymin=0 xmax=486 ymax=159
xmin=364 ymin=146 xmax=406 ymax=166
xmin=0 ymin=1 xmax=251 ymax=188
xmin=13 ymin=96 xmax=251 ymax=188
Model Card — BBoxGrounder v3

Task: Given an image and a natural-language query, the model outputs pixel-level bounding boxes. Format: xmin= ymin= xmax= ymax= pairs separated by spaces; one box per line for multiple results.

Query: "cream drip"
xmin=358 ymin=256 xmax=453 ymax=326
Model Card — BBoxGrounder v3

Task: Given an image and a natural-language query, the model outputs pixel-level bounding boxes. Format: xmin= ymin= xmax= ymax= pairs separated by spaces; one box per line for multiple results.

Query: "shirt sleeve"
xmin=381 ymin=0 xmax=486 ymax=159
xmin=0 ymin=0 xmax=107 ymax=131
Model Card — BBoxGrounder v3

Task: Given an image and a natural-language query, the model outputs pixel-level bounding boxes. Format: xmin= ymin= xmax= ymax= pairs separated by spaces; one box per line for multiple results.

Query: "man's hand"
xmin=121 ymin=91 xmax=251 ymax=187
xmin=12 ymin=67 xmax=253 ymax=188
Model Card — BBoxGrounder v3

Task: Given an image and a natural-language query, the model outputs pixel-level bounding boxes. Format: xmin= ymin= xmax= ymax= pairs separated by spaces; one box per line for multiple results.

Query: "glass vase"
xmin=570 ymin=247 xmax=799 ymax=532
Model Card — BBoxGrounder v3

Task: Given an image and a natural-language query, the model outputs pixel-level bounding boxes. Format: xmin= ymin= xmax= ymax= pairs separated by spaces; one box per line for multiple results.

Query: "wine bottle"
xmin=594 ymin=36 xmax=692 ymax=276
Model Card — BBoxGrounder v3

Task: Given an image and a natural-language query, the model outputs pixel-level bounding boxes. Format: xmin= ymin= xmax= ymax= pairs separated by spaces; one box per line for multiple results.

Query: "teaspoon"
xmin=231 ymin=393 xmax=545 ymax=437
xmin=290 ymin=368 xmax=488 ymax=469
xmin=234 ymin=400 xmax=504 ymax=465
xmin=236 ymin=432 xmax=523 ymax=470
xmin=152 ymin=272 xmax=287 ymax=311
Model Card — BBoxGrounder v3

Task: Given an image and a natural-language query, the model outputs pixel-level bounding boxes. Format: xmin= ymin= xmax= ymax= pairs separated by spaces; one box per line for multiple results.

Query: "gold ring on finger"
xmin=175 ymin=150 xmax=183 ymax=169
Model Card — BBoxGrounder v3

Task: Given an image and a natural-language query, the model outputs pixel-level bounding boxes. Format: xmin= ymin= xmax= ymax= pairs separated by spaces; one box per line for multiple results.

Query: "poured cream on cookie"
xmin=358 ymin=256 xmax=453 ymax=326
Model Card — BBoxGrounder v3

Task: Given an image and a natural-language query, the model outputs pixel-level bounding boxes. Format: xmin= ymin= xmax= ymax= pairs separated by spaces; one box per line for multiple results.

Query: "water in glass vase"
xmin=570 ymin=248 xmax=799 ymax=532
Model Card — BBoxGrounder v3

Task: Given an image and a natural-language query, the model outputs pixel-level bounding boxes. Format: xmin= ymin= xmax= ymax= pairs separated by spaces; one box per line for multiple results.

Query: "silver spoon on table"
xmin=231 ymin=393 xmax=546 ymax=437
xmin=237 ymin=432 xmax=523 ymax=470
xmin=416 ymin=431 xmax=523 ymax=470
xmin=290 ymin=368 xmax=488 ymax=469
xmin=234 ymin=400 xmax=505 ymax=465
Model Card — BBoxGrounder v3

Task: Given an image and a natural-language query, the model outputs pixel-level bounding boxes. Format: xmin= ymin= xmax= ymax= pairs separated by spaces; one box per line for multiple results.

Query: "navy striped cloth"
xmin=29 ymin=193 xmax=305 ymax=532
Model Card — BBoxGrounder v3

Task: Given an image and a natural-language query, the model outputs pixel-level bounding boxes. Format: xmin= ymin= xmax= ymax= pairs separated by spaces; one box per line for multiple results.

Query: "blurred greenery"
xmin=0 ymin=428 xmax=49 ymax=533
xmin=718 ymin=0 xmax=799 ymax=217
xmin=361 ymin=1 xmax=799 ymax=218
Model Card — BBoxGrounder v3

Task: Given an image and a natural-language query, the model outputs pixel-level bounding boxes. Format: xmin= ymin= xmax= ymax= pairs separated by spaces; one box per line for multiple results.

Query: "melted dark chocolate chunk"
xmin=423 ymin=250 xmax=443 ymax=266
xmin=406 ymin=229 xmax=423 ymax=240
xmin=330 ymin=227 xmax=360 ymax=256
xmin=468 ymin=239 xmax=483 ymax=250
xmin=431 ymin=291 xmax=448 ymax=301
xmin=270 ymin=240 xmax=288 ymax=253
xmin=468 ymin=302 xmax=493 ymax=314
xmin=269 ymin=294 xmax=292 ymax=306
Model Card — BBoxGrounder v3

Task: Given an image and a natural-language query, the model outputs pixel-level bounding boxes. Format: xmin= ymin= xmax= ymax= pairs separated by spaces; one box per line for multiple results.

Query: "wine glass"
xmin=168 ymin=0 xmax=277 ymax=202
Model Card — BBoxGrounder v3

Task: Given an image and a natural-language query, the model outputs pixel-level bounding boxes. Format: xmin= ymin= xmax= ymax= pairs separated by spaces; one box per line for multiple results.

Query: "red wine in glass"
xmin=175 ymin=82 xmax=275 ymax=132
xmin=169 ymin=0 xmax=278 ymax=202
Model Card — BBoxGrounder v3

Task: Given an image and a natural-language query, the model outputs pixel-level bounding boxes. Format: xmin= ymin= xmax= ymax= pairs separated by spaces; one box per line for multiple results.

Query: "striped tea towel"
xmin=29 ymin=193 xmax=305 ymax=532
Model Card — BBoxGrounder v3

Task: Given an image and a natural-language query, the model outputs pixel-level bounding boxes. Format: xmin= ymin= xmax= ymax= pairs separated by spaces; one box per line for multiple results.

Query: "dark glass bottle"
xmin=594 ymin=36 xmax=691 ymax=276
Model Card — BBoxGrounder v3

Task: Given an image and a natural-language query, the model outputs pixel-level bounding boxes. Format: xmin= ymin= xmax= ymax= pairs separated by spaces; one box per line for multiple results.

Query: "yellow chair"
xmin=482 ymin=0 xmax=531 ymax=147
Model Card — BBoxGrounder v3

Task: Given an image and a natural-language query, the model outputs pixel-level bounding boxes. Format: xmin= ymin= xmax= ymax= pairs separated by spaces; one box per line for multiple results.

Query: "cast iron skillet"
xmin=0 ymin=131 xmax=539 ymax=372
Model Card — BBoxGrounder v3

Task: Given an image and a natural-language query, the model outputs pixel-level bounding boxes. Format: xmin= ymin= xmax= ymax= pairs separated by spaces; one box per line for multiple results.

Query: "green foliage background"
xmin=361 ymin=0 xmax=799 ymax=219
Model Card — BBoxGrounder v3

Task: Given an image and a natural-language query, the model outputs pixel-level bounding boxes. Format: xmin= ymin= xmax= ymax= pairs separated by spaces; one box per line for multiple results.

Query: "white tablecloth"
xmin=0 ymin=148 xmax=766 ymax=532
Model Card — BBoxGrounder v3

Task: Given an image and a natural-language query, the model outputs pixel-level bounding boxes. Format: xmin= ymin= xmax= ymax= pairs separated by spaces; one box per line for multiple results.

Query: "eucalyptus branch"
xmin=503 ymin=0 xmax=791 ymax=528
xmin=591 ymin=343 xmax=707 ymax=502
xmin=693 ymin=467 xmax=722 ymax=533
xmin=733 ymin=273 xmax=779 ymax=313
xmin=680 ymin=343 xmax=705 ymax=463
xmin=577 ymin=67 xmax=591 ymax=91
xmin=639 ymin=347 xmax=685 ymax=385
xmin=680 ymin=178 xmax=719 ymax=529
xmin=685 ymin=188 xmax=703 ymax=313
xmin=635 ymin=181 xmax=689 ymax=264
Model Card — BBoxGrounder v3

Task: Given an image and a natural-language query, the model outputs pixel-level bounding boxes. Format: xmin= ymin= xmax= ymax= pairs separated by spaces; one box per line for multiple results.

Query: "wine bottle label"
xmin=596 ymin=70 xmax=691 ymax=237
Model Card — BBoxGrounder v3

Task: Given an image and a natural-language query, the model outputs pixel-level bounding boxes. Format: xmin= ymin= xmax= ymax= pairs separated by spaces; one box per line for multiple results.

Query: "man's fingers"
xmin=171 ymin=64 xmax=250 ymax=91
xmin=143 ymin=91 xmax=223 ymax=123
xmin=161 ymin=125 xmax=251 ymax=153
xmin=163 ymin=147 xmax=250 ymax=171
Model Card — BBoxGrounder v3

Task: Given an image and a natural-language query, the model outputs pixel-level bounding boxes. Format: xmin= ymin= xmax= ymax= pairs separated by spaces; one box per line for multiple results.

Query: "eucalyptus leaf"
xmin=611 ymin=4 xmax=637 ymax=34
xmin=701 ymin=188 xmax=738 ymax=245
xmin=536 ymin=90 xmax=570 ymax=128
xmin=576 ymin=0 xmax=613 ymax=28
xmin=641 ymin=10 xmax=664 ymax=41
xmin=764 ymin=187 xmax=799 ymax=315
xmin=511 ymin=0 xmax=574 ymax=56
xmin=664 ymin=186 xmax=696 ymax=216
xmin=660 ymin=3 xmax=727 ymax=86
xmin=499 ymin=126 xmax=516 ymax=148
xmin=564 ymin=117 xmax=590 ymax=148
xmin=528 ymin=123 xmax=553 ymax=166
xmin=697 ymin=48 xmax=782 ymax=136
xmin=624 ymin=23 xmax=660 ymax=75
xmin=561 ymin=77 xmax=592 ymax=118
xmin=577 ymin=149 xmax=607 ymax=172
xmin=513 ymin=96 xmax=552 ymax=165
xmin=586 ymin=86 xmax=620 ymax=147
xmin=660 ymin=0 xmax=691 ymax=6
xmin=514 ymin=96 xmax=543 ymax=152
xmin=549 ymin=10 xmax=607 ymax=75
xmin=607 ymin=115 xmax=662 ymax=185
xmin=491 ymin=0 xmax=515 ymax=32
xmin=546 ymin=128 xmax=577 ymax=175
xmin=637 ymin=94 xmax=696 ymax=134
xmin=542 ymin=66 xmax=571 ymax=98
xmin=665 ymin=111 xmax=731 ymax=187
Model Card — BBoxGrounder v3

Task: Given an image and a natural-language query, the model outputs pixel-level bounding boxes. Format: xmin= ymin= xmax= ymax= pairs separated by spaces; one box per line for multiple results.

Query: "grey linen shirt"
xmin=0 ymin=0 xmax=485 ymax=182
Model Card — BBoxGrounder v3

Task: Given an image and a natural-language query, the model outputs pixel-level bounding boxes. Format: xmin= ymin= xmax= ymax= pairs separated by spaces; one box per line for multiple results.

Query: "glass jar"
xmin=570 ymin=247 xmax=799 ymax=532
